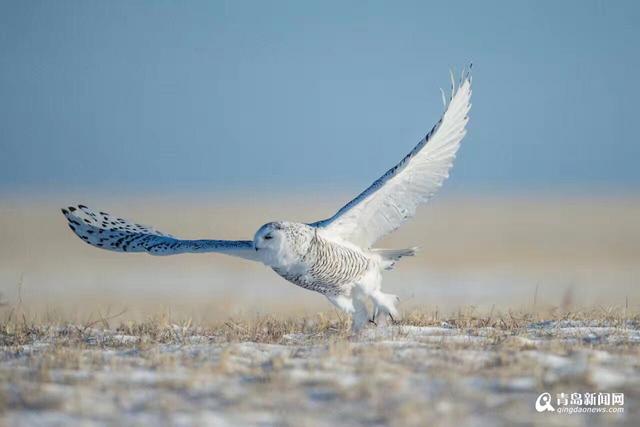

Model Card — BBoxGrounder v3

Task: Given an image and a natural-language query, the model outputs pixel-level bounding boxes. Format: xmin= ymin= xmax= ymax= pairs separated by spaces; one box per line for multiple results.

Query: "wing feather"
xmin=61 ymin=205 xmax=259 ymax=261
xmin=312 ymin=69 xmax=472 ymax=247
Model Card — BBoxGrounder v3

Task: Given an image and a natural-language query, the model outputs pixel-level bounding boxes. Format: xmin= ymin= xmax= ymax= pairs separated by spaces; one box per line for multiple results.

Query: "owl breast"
xmin=273 ymin=234 xmax=370 ymax=296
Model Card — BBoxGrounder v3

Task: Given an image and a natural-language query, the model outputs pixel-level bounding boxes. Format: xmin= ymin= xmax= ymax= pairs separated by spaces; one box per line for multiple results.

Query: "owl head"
xmin=253 ymin=221 xmax=314 ymax=267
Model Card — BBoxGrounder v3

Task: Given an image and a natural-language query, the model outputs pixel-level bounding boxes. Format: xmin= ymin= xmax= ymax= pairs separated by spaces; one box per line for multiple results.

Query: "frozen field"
xmin=1 ymin=311 xmax=639 ymax=426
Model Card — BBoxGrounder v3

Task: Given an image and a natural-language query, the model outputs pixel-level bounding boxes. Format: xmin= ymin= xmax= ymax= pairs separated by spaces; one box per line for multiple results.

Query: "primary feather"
xmin=62 ymin=205 xmax=258 ymax=260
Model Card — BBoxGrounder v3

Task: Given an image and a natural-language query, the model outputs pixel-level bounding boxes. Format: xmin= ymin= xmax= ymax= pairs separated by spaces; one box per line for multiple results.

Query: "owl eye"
xmin=264 ymin=234 xmax=273 ymax=240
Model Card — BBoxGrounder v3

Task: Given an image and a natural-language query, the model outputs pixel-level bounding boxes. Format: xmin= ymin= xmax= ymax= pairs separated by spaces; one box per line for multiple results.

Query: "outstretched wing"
xmin=312 ymin=69 xmax=472 ymax=248
xmin=62 ymin=204 xmax=259 ymax=261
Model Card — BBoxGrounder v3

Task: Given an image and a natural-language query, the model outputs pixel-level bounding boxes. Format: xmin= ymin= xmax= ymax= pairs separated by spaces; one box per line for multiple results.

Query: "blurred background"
xmin=1 ymin=0 xmax=639 ymax=321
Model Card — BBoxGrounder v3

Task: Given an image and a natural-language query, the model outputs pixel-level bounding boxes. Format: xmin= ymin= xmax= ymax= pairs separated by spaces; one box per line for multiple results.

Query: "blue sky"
xmin=1 ymin=0 xmax=639 ymax=195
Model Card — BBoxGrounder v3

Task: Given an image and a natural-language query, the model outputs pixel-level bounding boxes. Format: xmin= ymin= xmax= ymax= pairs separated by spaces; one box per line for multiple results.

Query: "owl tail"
xmin=373 ymin=247 xmax=418 ymax=271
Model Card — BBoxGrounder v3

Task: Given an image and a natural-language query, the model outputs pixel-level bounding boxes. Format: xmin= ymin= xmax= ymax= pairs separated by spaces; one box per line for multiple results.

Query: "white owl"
xmin=62 ymin=69 xmax=472 ymax=331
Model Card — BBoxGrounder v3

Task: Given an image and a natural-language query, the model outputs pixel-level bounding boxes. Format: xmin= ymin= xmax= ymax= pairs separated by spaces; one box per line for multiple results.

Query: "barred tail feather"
xmin=373 ymin=247 xmax=418 ymax=270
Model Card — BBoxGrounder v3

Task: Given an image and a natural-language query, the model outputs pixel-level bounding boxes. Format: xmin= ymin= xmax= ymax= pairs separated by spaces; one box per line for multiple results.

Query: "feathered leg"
xmin=351 ymin=296 xmax=370 ymax=332
xmin=371 ymin=290 xmax=400 ymax=325
xmin=354 ymin=269 xmax=399 ymax=326
xmin=326 ymin=291 xmax=369 ymax=332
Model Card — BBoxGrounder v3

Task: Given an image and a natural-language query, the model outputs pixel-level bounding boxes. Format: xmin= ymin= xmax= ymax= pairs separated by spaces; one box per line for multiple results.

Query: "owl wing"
xmin=62 ymin=205 xmax=260 ymax=261
xmin=311 ymin=69 xmax=472 ymax=248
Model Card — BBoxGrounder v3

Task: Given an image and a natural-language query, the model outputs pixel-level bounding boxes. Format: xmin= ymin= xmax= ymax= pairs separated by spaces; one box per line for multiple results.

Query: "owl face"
xmin=254 ymin=222 xmax=285 ymax=251
xmin=253 ymin=222 xmax=313 ymax=267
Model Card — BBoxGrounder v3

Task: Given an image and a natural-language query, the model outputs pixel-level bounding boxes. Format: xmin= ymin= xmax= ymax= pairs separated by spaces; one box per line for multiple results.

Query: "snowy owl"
xmin=62 ymin=69 xmax=472 ymax=331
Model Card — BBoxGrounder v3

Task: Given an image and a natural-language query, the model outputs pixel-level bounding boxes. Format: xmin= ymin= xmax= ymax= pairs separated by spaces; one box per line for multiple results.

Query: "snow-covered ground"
xmin=2 ymin=319 xmax=639 ymax=426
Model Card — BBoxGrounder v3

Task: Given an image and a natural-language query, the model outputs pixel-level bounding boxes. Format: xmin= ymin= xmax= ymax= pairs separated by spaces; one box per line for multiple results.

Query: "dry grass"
xmin=3 ymin=302 xmax=638 ymax=345
xmin=3 ymin=300 xmax=639 ymax=347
